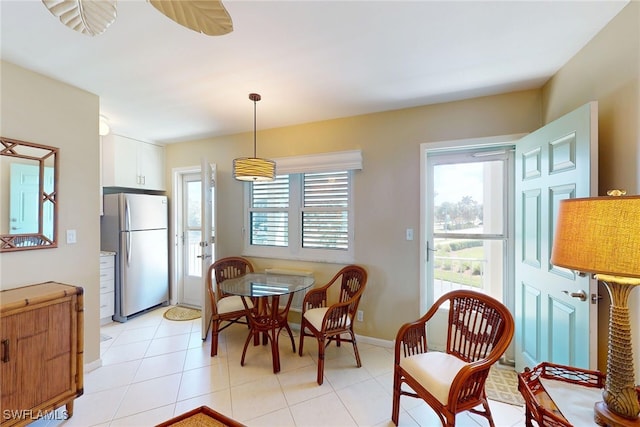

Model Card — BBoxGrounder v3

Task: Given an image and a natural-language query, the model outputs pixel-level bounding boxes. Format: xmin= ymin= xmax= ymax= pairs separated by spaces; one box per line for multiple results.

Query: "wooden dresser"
xmin=0 ymin=282 xmax=84 ymax=426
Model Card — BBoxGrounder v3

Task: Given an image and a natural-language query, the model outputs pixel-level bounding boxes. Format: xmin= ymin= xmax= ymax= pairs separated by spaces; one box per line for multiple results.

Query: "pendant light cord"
xmin=253 ymin=97 xmax=257 ymax=157
xmin=249 ymin=92 xmax=261 ymax=158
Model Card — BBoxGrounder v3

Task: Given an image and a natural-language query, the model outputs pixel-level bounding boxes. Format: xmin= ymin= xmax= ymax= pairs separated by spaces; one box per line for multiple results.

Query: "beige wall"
xmin=1 ymin=0 xmax=636 ymax=377
xmin=165 ymin=89 xmax=542 ymax=341
xmin=0 ymin=61 xmax=102 ymax=366
xmin=542 ymin=1 xmax=640 ymax=378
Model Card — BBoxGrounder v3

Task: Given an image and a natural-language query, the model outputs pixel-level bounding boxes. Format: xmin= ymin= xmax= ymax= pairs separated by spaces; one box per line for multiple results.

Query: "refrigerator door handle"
xmin=124 ymin=197 xmax=131 ymax=231
xmin=126 ymin=231 xmax=131 ymax=266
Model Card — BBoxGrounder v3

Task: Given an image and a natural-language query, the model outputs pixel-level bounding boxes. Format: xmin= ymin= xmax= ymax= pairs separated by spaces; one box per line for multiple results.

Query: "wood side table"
xmin=518 ymin=362 xmax=604 ymax=426
xmin=518 ymin=362 xmax=640 ymax=427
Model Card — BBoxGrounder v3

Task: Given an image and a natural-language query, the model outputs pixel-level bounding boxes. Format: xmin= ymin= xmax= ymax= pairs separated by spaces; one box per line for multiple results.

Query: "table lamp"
xmin=551 ymin=192 xmax=640 ymax=426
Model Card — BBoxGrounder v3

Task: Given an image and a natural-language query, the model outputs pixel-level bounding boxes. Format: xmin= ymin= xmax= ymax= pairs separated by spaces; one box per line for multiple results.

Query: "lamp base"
xmin=595 ymin=402 xmax=640 ymax=427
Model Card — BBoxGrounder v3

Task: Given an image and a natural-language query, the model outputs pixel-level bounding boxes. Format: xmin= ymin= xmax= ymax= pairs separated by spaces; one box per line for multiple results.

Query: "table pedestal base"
xmin=240 ymin=294 xmax=296 ymax=373
xmin=594 ymin=402 xmax=640 ymax=427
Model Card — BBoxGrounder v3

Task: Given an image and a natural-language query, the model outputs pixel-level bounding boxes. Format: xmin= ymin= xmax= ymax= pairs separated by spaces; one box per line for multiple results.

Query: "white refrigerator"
xmin=101 ymin=193 xmax=169 ymax=322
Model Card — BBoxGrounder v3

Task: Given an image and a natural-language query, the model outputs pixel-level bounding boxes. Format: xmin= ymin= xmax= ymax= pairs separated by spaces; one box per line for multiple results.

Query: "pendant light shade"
xmin=233 ymin=93 xmax=275 ymax=182
xmin=233 ymin=157 xmax=275 ymax=181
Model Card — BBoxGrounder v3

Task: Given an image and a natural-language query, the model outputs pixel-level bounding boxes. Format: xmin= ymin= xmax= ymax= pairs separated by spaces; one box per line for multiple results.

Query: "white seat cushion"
xmin=400 ymin=351 xmax=470 ymax=405
xmin=303 ymin=307 xmax=350 ymax=331
xmin=217 ymin=295 xmax=252 ymax=314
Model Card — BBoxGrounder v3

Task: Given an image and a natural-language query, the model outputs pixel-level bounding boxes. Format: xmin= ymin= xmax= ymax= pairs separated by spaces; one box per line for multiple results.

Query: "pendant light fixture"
xmin=233 ymin=93 xmax=275 ymax=182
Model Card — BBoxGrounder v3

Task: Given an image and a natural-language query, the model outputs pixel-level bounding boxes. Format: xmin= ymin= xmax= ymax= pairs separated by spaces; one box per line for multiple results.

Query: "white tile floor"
xmin=38 ymin=306 xmax=526 ymax=426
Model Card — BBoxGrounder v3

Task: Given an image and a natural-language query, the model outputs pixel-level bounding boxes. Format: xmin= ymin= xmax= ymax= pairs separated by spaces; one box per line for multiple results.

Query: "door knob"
xmin=562 ymin=290 xmax=587 ymax=301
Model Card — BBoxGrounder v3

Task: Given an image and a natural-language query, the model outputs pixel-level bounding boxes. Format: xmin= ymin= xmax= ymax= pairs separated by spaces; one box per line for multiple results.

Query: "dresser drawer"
xmin=99 ymin=253 xmax=115 ymax=295
xmin=99 ymin=255 xmax=115 ymax=269
xmin=100 ymin=291 xmax=115 ymax=319
xmin=99 ymin=267 xmax=114 ymax=286
xmin=99 ymin=277 xmax=114 ymax=294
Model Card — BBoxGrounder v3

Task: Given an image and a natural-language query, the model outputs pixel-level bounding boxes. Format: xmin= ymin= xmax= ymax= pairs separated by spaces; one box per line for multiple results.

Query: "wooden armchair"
xmin=298 ymin=265 xmax=368 ymax=385
xmin=392 ymin=290 xmax=514 ymax=427
xmin=206 ymin=257 xmax=254 ymax=357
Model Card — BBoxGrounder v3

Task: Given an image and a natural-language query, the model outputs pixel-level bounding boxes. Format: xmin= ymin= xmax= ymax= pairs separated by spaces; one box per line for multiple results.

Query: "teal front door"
xmin=515 ymin=102 xmax=598 ymax=372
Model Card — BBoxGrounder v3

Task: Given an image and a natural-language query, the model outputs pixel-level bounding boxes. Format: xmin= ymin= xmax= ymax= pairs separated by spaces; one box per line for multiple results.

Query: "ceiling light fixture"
xmin=99 ymin=115 xmax=110 ymax=136
xmin=233 ymin=93 xmax=275 ymax=182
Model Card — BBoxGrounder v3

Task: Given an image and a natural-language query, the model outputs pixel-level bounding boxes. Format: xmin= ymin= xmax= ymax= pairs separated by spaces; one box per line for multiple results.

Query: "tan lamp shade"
xmin=233 ymin=157 xmax=276 ymax=182
xmin=551 ymin=195 xmax=640 ymax=278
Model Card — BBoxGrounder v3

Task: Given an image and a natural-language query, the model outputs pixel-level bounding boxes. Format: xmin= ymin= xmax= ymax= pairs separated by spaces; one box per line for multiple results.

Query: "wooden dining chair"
xmin=391 ymin=289 xmax=514 ymax=427
xmin=207 ymin=256 xmax=254 ymax=357
xmin=298 ymin=265 xmax=368 ymax=385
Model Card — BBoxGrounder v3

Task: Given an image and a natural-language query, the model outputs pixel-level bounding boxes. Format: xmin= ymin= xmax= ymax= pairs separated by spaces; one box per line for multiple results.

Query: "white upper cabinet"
xmin=102 ymin=134 xmax=165 ymax=190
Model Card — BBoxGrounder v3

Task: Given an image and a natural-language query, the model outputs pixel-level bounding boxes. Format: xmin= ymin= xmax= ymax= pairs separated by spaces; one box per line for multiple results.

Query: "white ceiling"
xmin=0 ymin=1 xmax=629 ymax=144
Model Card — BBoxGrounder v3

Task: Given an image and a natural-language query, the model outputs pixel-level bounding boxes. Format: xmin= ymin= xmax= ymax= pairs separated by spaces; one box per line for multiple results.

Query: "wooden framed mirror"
xmin=1 ymin=136 xmax=58 ymax=252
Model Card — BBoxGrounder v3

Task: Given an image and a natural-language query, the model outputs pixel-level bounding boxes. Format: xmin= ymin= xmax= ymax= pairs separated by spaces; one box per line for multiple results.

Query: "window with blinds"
xmin=246 ymin=171 xmax=353 ymax=260
xmin=302 ymin=171 xmax=349 ymax=250
xmin=250 ymin=176 xmax=289 ymax=247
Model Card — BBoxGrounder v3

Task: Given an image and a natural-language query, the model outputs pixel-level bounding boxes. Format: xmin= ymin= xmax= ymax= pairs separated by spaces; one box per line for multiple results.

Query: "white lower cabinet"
xmin=99 ymin=252 xmax=115 ymax=322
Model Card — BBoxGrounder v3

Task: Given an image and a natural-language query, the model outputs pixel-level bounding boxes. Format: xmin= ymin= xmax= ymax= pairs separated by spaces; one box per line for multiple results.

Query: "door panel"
xmin=522 ymin=189 xmax=541 ymax=268
xmin=181 ymin=175 xmax=203 ymax=307
xmin=515 ymin=102 xmax=598 ymax=372
xmin=201 ymin=159 xmax=215 ymax=340
xmin=549 ymin=297 xmax=576 ymax=365
xmin=521 ymin=284 xmax=541 ymax=364
xmin=121 ymin=229 xmax=169 ymax=316
xmin=122 ymin=193 xmax=168 ymax=231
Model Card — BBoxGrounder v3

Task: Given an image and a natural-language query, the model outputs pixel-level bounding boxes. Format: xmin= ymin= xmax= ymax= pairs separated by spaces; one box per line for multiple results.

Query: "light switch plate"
xmin=66 ymin=229 xmax=77 ymax=244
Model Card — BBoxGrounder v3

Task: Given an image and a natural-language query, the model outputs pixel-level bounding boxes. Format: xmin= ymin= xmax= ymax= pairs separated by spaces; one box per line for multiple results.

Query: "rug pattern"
xmin=485 ymin=365 xmax=524 ymax=406
xmin=164 ymin=306 xmax=201 ymax=321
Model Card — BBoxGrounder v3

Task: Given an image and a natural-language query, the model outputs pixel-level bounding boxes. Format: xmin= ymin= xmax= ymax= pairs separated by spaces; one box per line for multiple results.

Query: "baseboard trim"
xmin=84 ymin=358 xmax=102 ymax=373
xmin=356 ymin=334 xmax=394 ymax=349
xmin=291 ymin=321 xmax=394 ymax=349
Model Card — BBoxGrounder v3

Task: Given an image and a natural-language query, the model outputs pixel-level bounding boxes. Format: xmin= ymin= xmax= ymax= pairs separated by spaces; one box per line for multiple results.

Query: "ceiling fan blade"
xmin=148 ymin=0 xmax=233 ymax=36
xmin=42 ymin=0 xmax=117 ymax=36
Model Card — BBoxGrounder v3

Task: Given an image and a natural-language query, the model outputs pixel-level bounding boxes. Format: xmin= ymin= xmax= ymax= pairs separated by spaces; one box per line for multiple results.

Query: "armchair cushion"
xmin=217 ymin=295 xmax=253 ymax=314
xmin=303 ymin=307 xmax=350 ymax=330
xmin=400 ymin=351 xmax=469 ymax=405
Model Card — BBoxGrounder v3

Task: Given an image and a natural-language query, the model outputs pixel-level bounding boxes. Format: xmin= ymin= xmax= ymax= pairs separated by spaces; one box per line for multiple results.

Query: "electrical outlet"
xmin=357 ymin=310 xmax=363 ymax=322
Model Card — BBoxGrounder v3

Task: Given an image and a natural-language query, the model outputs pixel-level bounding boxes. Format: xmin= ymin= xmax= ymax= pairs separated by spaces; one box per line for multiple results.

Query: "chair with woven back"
xmin=298 ymin=265 xmax=368 ymax=385
xmin=391 ymin=289 xmax=515 ymax=427
xmin=206 ymin=256 xmax=255 ymax=357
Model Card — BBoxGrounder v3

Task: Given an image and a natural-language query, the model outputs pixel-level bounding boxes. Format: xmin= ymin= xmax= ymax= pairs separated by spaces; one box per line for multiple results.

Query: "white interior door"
xmin=180 ymin=173 xmax=204 ymax=307
xmin=9 ymin=164 xmax=54 ymax=239
xmin=200 ymin=159 xmax=215 ymax=340
xmin=515 ymin=102 xmax=598 ymax=372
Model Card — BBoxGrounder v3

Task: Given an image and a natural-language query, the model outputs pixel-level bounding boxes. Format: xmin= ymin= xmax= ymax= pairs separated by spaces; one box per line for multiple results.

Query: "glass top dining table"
xmin=219 ymin=272 xmax=315 ymax=298
xmin=219 ymin=272 xmax=315 ymax=373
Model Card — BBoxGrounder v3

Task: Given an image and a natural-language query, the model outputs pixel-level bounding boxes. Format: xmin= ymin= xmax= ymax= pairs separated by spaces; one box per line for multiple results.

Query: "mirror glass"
xmin=1 ymin=137 xmax=58 ymax=251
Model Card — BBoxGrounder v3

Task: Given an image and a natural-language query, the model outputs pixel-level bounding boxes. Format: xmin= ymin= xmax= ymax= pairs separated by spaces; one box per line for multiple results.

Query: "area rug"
xmin=163 ymin=306 xmax=201 ymax=321
xmin=157 ymin=405 xmax=245 ymax=427
xmin=485 ymin=365 xmax=525 ymax=406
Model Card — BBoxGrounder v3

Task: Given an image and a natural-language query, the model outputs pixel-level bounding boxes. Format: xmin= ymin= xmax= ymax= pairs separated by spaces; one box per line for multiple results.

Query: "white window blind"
xmin=250 ymin=176 xmax=289 ymax=247
xmin=302 ymin=171 xmax=349 ymax=250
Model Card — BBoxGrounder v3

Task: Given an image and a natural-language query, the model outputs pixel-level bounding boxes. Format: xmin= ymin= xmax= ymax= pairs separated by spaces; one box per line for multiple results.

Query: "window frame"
xmin=242 ymin=170 xmax=355 ymax=263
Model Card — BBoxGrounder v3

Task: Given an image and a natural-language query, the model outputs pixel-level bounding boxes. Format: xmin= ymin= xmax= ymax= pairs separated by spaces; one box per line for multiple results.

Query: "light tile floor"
xmin=38 ymin=306 xmax=526 ymax=426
